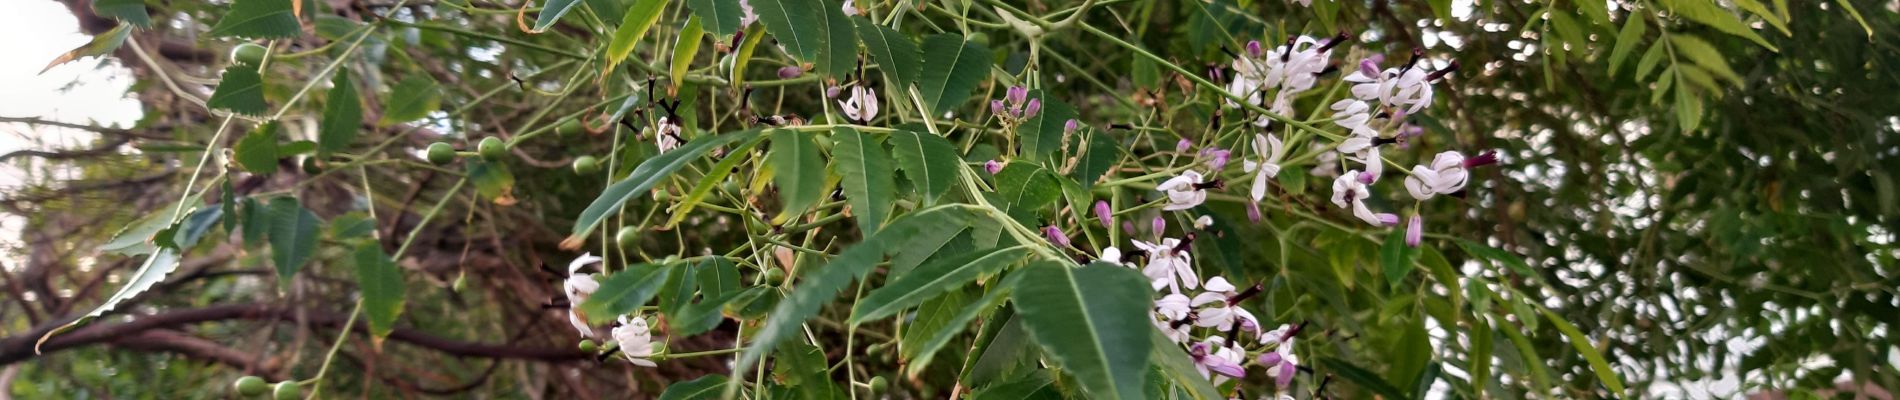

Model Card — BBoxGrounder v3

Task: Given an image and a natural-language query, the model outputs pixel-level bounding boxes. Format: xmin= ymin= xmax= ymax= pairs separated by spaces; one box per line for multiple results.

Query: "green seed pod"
xmin=233 ymin=376 xmax=268 ymax=396
xmin=573 ymin=155 xmax=600 ymax=175
xmin=615 ymin=226 xmax=639 ymax=248
xmin=557 ymin=118 xmax=584 ymax=137
xmin=764 ymin=268 xmax=785 ymax=286
xmin=426 ymin=142 xmax=456 ymax=165
xmin=477 ymin=137 xmax=505 ymax=160
xmin=271 ymin=381 xmax=300 ymax=400
xmin=231 ymin=43 xmax=266 ymax=66
xmin=579 ymin=339 xmax=599 ymax=353
xmin=868 ymin=376 xmax=888 ymax=394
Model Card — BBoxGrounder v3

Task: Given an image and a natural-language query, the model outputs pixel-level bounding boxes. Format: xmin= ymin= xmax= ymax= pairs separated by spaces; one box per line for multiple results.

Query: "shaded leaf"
xmin=319 ymin=68 xmax=362 ymax=155
xmin=1659 ymin=0 xmax=1776 ymax=51
xmin=769 ymin=129 xmax=825 ymax=216
xmin=93 ymin=0 xmax=152 ymax=28
xmin=683 ymin=0 xmax=741 ymax=35
xmin=353 ymin=242 xmax=406 ymax=339
xmin=1542 ymin=308 xmax=1627 ymax=394
xmin=658 ymin=375 xmax=729 ymax=400
xmin=670 ymin=16 xmax=706 ymax=95
xmin=1317 ymin=357 xmax=1409 ymax=399
xmin=852 ymin=245 xmax=1027 ymax=324
xmin=918 ymin=34 xmax=992 ymax=115
xmin=667 ymin=136 xmax=765 ymax=227
xmin=832 ymin=127 xmax=894 ymax=234
xmin=380 ymin=76 xmax=440 ymax=126
xmin=234 ymin=121 xmax=282 ymax=174
xmin=1607 ymin=16 xmax=1646 ymax=79
xmin=887 ymin=130 xmax=960 ymax=204
xmin=1669 ymin=34 xmax=1742 ymax=84
xmin=208 ymin=66 xmax=268 ymax=116
xmin=1380 ymin=228 xmax=1419 ymax=289
xmin=568 ymin=129 xmax=762 ymax=240
xmin=42 ymin=24 xmax=132 ymax=74
xmin=1012 ymin=262 xmax=1152 ymax=400
xmin=266 ymin=197 xmax=321 ymax=283
xmin=577 ymin=263 xmax=674 ymax=324
xmin=904 ymin=273 xmax=1019 ymax=378
xmin=1017 ymin=90 xmax=1077 ymax=161
xmin=854 ymin=18 xmax=923 ymax=92
xmin=532 ymin=0 xmax=586 ymax=32
xmin=209 ymin=0 xmax=302 ymax=38
xmin=750 ymin=0 xmax=824 ymax=64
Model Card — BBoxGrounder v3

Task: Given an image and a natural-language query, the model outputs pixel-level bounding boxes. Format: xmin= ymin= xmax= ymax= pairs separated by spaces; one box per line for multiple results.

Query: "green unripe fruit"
xmin=300 ymin=157 xmax=322 ymax=175
xmin=967 ymin=32 xmax=991 ymax=47
xmin=615 ymin=226 xmax=639 ymax=248
xmin=271 ymin=381 xmax=300 ymax=400
xmin=231 ymin=43 xmax=266 ymax=66
xmin=557 ymin=118 xmax=584 ymax=137
xmin=572 ymin=155 xmax=600 ymax=175
xmin=426 ymin=142 xmax=456 ymax=165
xmin=234 ymin=376 xmax=268 ymax=396
xmin=868 ymin=376 xmax=888 ymax=394
xmin=579 ymin=339 xmax=599 ymax=353
xmin=719 ymin=180 xmax=742 ymax=195
xmin=764 ymin=268 xmax=785 ymax=286
xmin=478 ymin=137 xmax=506 ymax=160
xmin=652 ymin=190 xmax=673 ymax=201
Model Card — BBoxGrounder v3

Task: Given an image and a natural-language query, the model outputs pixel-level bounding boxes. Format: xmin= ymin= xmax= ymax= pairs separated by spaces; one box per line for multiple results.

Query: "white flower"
xmin=841 ymin=0 xmax=860 ymax=15
xmin=1310 ymin=151 xmax=1339 ymax=178
xmin=653 ymin=118 xmax=683 ymax=152
xmin=1190 ymin=337 xmax=1247 ymax=384
xmin=1270 ymin=36 xmax=1332 ymax=94
xmin=738 ymin=0 xmax=758 ymax=27
xmin=1156 ymin=171 xmax=1210 ymax=211
xmin=1243 ymin=133 xmax=1285 ymax=201
xmin=611 ymin=315 xmax=658 ymax=367
xmin=1133 ymin=238 xmax=1197 ymax=293
xmin=1404 ymin=151 xmax=1471 ymax=200
xmin=1332 ymin=100 xmax=1384 ymax=178
xmin=1346 ymin=64 xmax=1435 ymax=115
xmin=564 ymin=253 xmax=604 ymax=337
xmin=1331 ymin=170 xmax=1386 ymax=226
xmin=1191 ymin=277 xmax=1258 ymax=332
xmin=1330 ymin=99 xmax=1378 ymax=138
xmin=1155 ymin=293 xmax=1192 ymax=321
xmin=1099 ymin=246 xmax=1135 ymax=268
xmin=1192 ymin=215 xmax=1214 ymax=230
xmin=1154 ymin=318 xmax=1191 ymax=344
xmin=838 ymin=85 xmax=878 ymax=123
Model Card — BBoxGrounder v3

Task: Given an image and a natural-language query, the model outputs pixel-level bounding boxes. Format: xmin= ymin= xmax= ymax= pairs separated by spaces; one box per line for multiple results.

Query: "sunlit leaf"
xmin=852 ymin=245 xmax=1027 ymax=324
xmin=669 ymin=16 xmax=705 ymax=96
xmin=353 ymin=242 xmax=406 ymax=340
xmin=208 ymin=0 xmax=302 ymax=39
xmin=1012 ymin=262 xmax=1152 ymax=400
xmin=768 ymin=129 xmax=825 ymax=216
xmin=603 ymin=0 xmax=669 ymax=74
xmin=832 ymin=127 xmax=894 ymax=234
xmin=1659 ymin=0 xmax=1777 ymax=51
xmin=207 ymin=66 xmax=268 ymax=116
xmin=380 ymin=76 xmax=440 ymax=126
xmin=42 ymin=24 xmax=132 ymax=74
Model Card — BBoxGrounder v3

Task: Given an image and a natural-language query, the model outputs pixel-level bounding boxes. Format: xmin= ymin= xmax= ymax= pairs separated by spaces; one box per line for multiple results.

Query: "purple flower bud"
xmin=984 ymin=160 xmax=1003 ymax=174
xmin=1359 ymin=57 xmax=1382 ymax=78
xmin=1093 ymin=200 xmax=1113 ymax=228
xmin=1207 ymin=360 xmax=1247 ymax=379
xmin=1358 ymin=171 xmax=1377 ymax=184
xmin=777 ymin=66 xmax=804 ymax=79
xmin=1464 ymin=150 xmax=1500 ymax=168
xmin=1204 ymin=148 xmax=1231 ymax=171
xmin=1246 ymin=40 xmax=1263 ymax=58
xmin=1042 ymin=226 xmax=1071 ymax=248
xmin=1257 ymin=351 xmax=1283 ymax=367
xmin=1007 ymin=86 xmax=1029 ymax=105
xmin=1406 ymin=215 xmax=1422 ymax=247
xmin=1389 ymin=108 xmax=1407 ymax=123
xmin=1122 ymin=221 xmax=1138 ymax=235
xmin=1276 ymin=363 xmax=1296 ymax=387
xmin=1246 ymin=201 xmax=1263 ymax=223
xmin=1022 ymin=98 xmax=1041 ymax=119
xmin=991 ymin=100 xmax=1006 ymax=116
xmin=1377 ymin=213 xmax=1401 ymax=226
xmin=1152 ymin=216 xmax=1167 ymax=235
xmin=1176 ymin=139 xmax=1192 ymax=153
xmin=1064 ymin=119 xmax=1080 ymax=134
xmin=825 ymin=85 xmax=843 ymax=98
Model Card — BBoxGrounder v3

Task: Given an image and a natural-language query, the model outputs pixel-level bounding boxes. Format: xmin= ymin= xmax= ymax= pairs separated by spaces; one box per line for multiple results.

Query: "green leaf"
xmin=47 ymin=204 xmax=221 ymax=349
xmin=992 ymin=162 xmax=1060 ymax=226
xmin=1068 ymin=131 xmax=1118 ymax=187
xmin=1454 ymin=239 xmax=1540 ymax=281
xmin=1573 ymin=0 xmax=1609 ymax=27
xmin=1607 ymin=16 xmax=1646 ymax=79
xmin=1669 ymin=34 xmax=1742 ymax=84
xmin=670 ymin=16 xmax=706 ymax=93
xmin=240 ymin=197 xmax=270 ymax=248
xmin=1380 ymin=228 xmax=1419 ymax=289
xmin=664 ymin=260 xmax=742 ymax=336
xmin=1659 ymin=0 xmax=1777 ymax=51
xmin=1833 ymin=0 xmax=1873 ymax=38
xmin=658 ymin=375 xmax=729 ymax=400
xmin=209 ymin=0 xmax=301 ymax=38
xmin=1419 ymin=246 xmax=1463 ymax=323
xmin=1633 ymin=41 xmax=1667 ymax=82
xmin=852 ymin=245 xmax=1027 ymax=324
xmin=900 ymin=288 xmax=967 ymax=370
xmin=812 ymin=0 xmax=857 ymax=75
xmin=92 ymin=0 xmax=151 ymax=27
xmin=1675 ymin=82 xmax=1703 ymax=133
xmin=577 ymin=263 xmax=674 ymax=324
xmin=730 ymin=24 xmax=766 ymax=89
xmin=666 ymin=137 xmax=765 ymax=228
xmin=100 ymin=201 xmax=190 ymax=256
xmin=266 ymin=197 xmax=321 ymax=282
xmin=769 ymin=129 xmax=825 ymax=216
xmin=207 ymin=66 xmax=268 ymax=116
xmin=1145 ymin=329 xmax=1224 ymax=399
xmin=603 ymin=0 xmax=669 ymax=74
xmin=904 ymin=274 xmax=1018 ymax=378
xmin=1018 ymin=90 xmax=1078 ymax=161
xmin=380 ymin=76 xmax=440 ymax=126
xmin=683 ymin=0 xmax=741 ymax=35
xmin=772 ymin=339 xmax=846 ymax=397
xmin=533 ymin=0 xmax=586 ymax=32
xmin=1469 ymin=316 xmax=1496 ymax=396
xmin=234 ymin=122 xmax=282 ymax=174
xmin=750 ymin=0 xmax=824 ymax=65
xmin=569 ymin=129 xmax=762 ymax=239
xmin=970 ymin=370 xmax=1062 ymax=400
xmin=352 ymin=242 xmax=406 ymax=339
xmin=466 ymin=159 xmax=516 ymax=202
xmin=1498 ymin=317 xmax=1554 ymax=392
xmin=854 ymin=18 xmax=923 ymax=92
xmin=1730 ymin=0 xmax=1789 ymax=36
xmin=888 ymin=130 xmax=961 ymax=204
xmin=832 ymin=127 xmax=895 ymax=234
xmin=1541 ymin=308 xmax=1627 ymax=394
xmin=278 ymin=140 xmax=316 ymax=156
xmin=1388 ymin=318 xmax=1431 ymax=396
xmin=918 ymin=34 xmax=992 ymax=115
xmin=42 ymin=24 xmax=132 ymax=74
xmin=1317 ymin=357 xmax=1409 ymax=399
xmin=735 ymin=206 xmax=977 ymax=376
xmin=1012 ymin=262 xmax=1153 ymax=400
xmin=319 ymin=68 xmax=362 ymax=156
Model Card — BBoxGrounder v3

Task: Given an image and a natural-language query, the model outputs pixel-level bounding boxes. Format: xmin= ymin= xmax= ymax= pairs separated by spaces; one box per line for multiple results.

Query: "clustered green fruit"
xmin=477 ymin=137 xmax=505 ymax=159
xmin=572 ymin=155 xmax=599 ymax=174
xmin=230 ymin=43 xmax=266 ymax=66
xmin=426 ymin=142 xmax=456 ymax=165
xmin=763 ymin=268 xmax=786 ymax=286
xmin=233 ymin=376 xmax=268 ymax=396
xmin=557 ymin=118 xmax=584 ymax=137
xmin=271 ymin=381 xmax=300 ymax=400
xmin=868 ymin=376 xmax=889 ymax=394
xmin=615 ymin=227 xmax=639 ymax=248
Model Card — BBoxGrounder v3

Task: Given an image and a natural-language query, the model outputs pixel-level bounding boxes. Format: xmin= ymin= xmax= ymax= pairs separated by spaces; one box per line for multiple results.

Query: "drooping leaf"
xmin=42 ymin=24 xmax=132 ymax=74
xmin=532 ymin=0 xmax=586 ymax=32
xmin=811 ymin=0 xmax=857 ymax=75
xmin=669 ymin=16 xmax=706 ymax=95
xmin=887 ymin=130 xmax=961 ymax=204
xmin=1669 ymin=34 xmax=1742 ymax=84
xmin=749 ymin=0 xmax=824 ymax=65
xmin=768 ymin=129 xmax=825 ymax=216
xmin=568 ymin=129 xmax=762 ymax=241
xmin=904 ymin=273 xmax=1019 ymax=378
xmin=832 ymin=127 xmax=894 ymax=234
xmin=1017 ymin=90 xmax=1078 ymax=161
xmin=1541 ymin=308 xmax=1627 ymax=394
xmin=1659 ymin=0 xmax=1777 ymax=51
xmin=577 ymin=263 xmax=674 ymax=324
xmin=234 ymin=122 xmax=281 ymax=174
xmin=918 ymin=34 xmax=992 ymax=115
xmin=380 ymin=76 xmax=440 ymax=126
xmin=1730 ymin=0 xmax=1789 ymax=36
xmin=1012 ymin=262 xmax=1153 ymax=400
xmin=667 ymin=136 xmax=765 ymax=227
xmin=207 ymin=66 xmax=268 ymax=116
xmin=853 ymin=245 xmax=1026 ymax=324
xmin=730 ymin=24 xmax=766 ymax=89
xmin=854 ymin=18 xmax=923 ymax=92
xmin=266 ymin=197 xmax=321 ymax=283
xmin=1607 ymin=16 xmax=1646 ymax=79
xmin=899 ymin=288 xmax=967 ymax=370
xmin=92 ymin=0 xmax=152 ymax=28
xmin=658 ymin=375 xmax=729 ymax=400
xmin=683 ymin=0 xmax=741 ymax=35
xmin=1380 ymin=228 xmax=1419 ymax=289
xmin=318 ymin=68 xmax=362 ymax=156
xmin=603 ymin=0 xmax=670 ymax=74
xmin=208 ymin=0 xmax=302 ymax=39
xmin=353 ymin=242 xmax=406 ymax=339
xmin=1633 ymin=41 xmax=1667 ymax=82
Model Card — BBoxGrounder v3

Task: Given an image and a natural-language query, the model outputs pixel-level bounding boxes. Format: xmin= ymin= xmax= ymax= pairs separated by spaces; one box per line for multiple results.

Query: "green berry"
xmin=300 ymin=157 xmax=322 ymax=175
xmin=477 ymin=137 xmax=506 ymax=160
xmin=234 ymin=376 xmax=268 ymax=396
xmin=271 ymin=381 xmax=300 ymax=400
xmin=426 ymin=142 xmax=456 ymax=165
xmin=557 ymin=118 xmax=584 ymax=137
xmin=579 ymin=339 xmax=599 ymax=353
xmin=615 ymin=226 xmax=639 ymax=248
xmin=764 ymin=268 xmax=786 ymax=286
xmin=572 ymin=155 xmax=600 ymax=175
xmin=720 ymin=180 xmax=742 ymax=196
xmin=231 ymin=43 xmax=267 ymax=66
xmin=868 ymin=376 xmax=888 ymax=394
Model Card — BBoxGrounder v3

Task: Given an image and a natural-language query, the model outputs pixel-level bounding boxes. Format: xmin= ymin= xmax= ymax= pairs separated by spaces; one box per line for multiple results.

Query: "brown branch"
xmin=0 ymin=116 xmax=172 ymax=140
xmin=112 ymin=329 xmax=287 ymax=381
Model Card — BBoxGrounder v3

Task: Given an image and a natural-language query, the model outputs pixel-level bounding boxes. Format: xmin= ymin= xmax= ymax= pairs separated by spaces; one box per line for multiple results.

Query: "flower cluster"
xmin=991 ymin=85 xmax=1041 ymax=125
xmin=562 ymin=253 xmax=660 ymax=367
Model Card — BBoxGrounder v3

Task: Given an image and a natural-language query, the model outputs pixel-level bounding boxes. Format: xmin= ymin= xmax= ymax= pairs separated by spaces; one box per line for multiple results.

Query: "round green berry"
xmin=426 ymin=142 xmax=456 ymax=165
xmin=233 ymin=376 xmax=268 ymax=396
xmin=868 ymin=376 xmax=888 ymax=394
xmin=572 ymin=155 xmax=600 ymax=175
xmin=557 ymin=118 xmax=584 ymax=137
xmin=271 ymin=381 xmax=300 ymax=400
xmin=231 ymin=43 xmax=266 ymax=66
xmin=579 ymin=339 xmax=599 ymax=353
xmin=477 ymin=137 xmax=506 ymax=160
xmin=300 ymin=157 xmax=322 ymax=175
xmin=764 ymin=268 xmax=785 ymax=286
xmin=615 ymin=226 xmax=639 ymax=248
